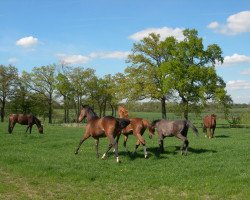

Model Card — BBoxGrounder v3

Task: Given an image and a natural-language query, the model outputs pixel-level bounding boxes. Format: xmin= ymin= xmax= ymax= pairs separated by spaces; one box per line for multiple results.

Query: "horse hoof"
xmin=145 ymin=155 xmax=148 ymax=159
xmin=116 ymin=157 xmax=121 ymax=163
xmin=101 ymin=154 xmax=106 ymax=159
xmin=75 ymin=151 xmax=78 ymax=155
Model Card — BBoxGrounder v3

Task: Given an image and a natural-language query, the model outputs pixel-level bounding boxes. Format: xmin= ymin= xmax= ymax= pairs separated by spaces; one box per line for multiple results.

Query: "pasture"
xmin=0 ymin=115 xmax=249 ymax=199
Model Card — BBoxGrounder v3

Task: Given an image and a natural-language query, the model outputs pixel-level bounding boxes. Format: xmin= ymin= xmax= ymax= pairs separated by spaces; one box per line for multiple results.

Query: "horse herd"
xmin=7 ymin=105 xmax=217 ymax=163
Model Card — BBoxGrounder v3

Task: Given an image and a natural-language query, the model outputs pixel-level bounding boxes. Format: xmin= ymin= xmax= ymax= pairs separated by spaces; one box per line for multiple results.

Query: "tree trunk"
xmin=161 ymin=97 xmax=166 ymax=119
xmin=48 ymin=95 xmax=52 ymax=124
xmin=183 ymin=100 xmax=189 ymax=120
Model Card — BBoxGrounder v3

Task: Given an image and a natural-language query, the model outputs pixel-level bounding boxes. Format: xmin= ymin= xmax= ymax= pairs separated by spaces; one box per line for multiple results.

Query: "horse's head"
xmin=78 ymin=105 xmax=88 ymax=122
xmin=38 ymin=124 xmax=43 ymax=134
xmin=118 ymin=105 xmax=129 ymax=118
xmin=148 ymin=124 xmax=155 ymax=139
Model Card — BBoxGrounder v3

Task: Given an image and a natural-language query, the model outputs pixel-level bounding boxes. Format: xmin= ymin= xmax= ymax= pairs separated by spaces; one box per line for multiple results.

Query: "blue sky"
xmin=1 ymin=0 xmax=250 ymax=103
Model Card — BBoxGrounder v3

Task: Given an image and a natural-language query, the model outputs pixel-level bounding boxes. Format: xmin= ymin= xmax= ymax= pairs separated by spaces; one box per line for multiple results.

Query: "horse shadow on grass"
xmin=146 ymin=146 xmax=217 ymax=158
xmin=215 ymin=135 xmax=230 ymax=138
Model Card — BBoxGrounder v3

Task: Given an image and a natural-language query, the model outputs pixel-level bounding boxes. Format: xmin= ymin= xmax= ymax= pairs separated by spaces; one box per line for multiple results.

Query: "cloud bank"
xmin=207 ymin=11 xmax=250 ymax=35
xmin=129 ymin=27 xmax=184 ymax=41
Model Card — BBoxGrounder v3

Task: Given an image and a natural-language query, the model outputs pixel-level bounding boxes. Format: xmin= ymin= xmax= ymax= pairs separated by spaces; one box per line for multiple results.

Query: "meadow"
xmin=0 ymin=113 xmax=249 ymax=200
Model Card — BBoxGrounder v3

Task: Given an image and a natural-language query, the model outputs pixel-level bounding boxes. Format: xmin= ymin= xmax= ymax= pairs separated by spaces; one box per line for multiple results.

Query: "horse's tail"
xmin=8 ymin=117 xmax=12 ymax=134
xmin=142 ymin=119 xmax=155 ymax=138
xmin=117 ymin=118 xmax=130 ymax=129
xmin=187 ymin=120 xmax=199 ymax=136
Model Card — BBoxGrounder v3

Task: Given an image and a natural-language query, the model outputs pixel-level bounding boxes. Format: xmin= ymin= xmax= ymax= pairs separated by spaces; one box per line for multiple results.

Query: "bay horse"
xmin=203 ymin=114 xmax=216 ymax=139
xmin=75 ymin=105 xmax=130 ymax=163
xmin=117 ymin=105 xmax=154 ymax=158
xmin=8 ymin=114 xmax=43 ymax=134
xmin=151 ymin=119 xmax=199 ymax=155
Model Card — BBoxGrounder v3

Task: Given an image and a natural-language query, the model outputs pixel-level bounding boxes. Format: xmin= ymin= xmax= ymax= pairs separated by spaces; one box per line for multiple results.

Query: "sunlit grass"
xmin=0 ymin=119 xmax=249 ymax=199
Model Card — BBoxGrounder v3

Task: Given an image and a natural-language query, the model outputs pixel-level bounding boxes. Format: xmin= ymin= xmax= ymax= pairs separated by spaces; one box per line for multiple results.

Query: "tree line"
xmin=0 ymin=29 xmax=232 ymax=123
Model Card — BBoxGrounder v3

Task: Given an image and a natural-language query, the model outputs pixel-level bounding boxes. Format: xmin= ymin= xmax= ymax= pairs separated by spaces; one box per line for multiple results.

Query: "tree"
xmin=56 ymin=73 xmax=72 ymax=123
xmin=0 ymin=65 xmax=18 ymax=122
xmin=125 ymin=33 xmax=176 ymax=118
xmin=68 ymin=67 xmax=96 ymax=120
xmin=162 ymin=29 xmax=231 ymax=119
xmin=23 ymin=65 xmax=57 ymax=123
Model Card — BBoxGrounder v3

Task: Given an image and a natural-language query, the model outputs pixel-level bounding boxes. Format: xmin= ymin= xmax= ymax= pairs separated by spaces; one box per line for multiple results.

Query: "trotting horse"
xmin=151 ymin=119 xmax=199 ymax=155
xmin=8 ymin=114 xmax=43 ymax=134
xmin=203 ymin=114 xmax=216 ymax=138
xmin=117 ymin=105 xmax=154 ymax=158
xmin=75 ymin=105 xmax=130 ymax=163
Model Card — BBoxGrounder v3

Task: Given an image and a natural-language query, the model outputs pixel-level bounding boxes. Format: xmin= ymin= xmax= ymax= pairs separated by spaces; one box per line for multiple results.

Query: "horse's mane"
xmin=151 ymin=119 xmax=161 ymax=126
xmin=81 ymin=105 xmax=98 ymax=118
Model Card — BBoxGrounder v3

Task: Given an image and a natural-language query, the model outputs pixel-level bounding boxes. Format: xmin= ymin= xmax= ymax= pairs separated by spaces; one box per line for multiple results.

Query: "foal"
xmin=151 ymin=119 xmax=199 ymax=155
xmin=75 ymin=105 xmax=130 ymax=163
xmin=118 ymin=106 xmax=154 ymax=158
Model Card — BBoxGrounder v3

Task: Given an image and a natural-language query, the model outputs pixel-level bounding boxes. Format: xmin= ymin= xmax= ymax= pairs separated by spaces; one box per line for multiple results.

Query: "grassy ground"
xmin=0 ymin=118 xmax=249 ymax=200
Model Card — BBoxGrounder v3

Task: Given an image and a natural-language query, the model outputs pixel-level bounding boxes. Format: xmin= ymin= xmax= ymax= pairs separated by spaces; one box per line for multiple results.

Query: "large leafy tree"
xmin=125 ymin=33 xmax=176 ymax=118
xmin=68 ymin=67 xmax=96 ymax=120
xmin=23 ymin=65 xmax=57 ymax=123
xmin=162 ymin=29 xmax=231 ymax=119
xmin=0 ymin=65 xmax=18 ymax=122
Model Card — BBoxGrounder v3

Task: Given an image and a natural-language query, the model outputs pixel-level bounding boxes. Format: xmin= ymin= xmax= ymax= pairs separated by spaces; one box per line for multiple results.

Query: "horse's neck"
xmin=86 ymin=109 xmax=99 ymax=121
xmin=34 ymin=117 xmax=41 ymax=128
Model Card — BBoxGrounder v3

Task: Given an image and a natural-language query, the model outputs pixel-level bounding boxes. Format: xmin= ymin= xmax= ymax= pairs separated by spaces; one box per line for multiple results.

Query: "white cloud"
xmin=89 ymin=51 xmax=130 ymax=59
xmin=240 ymin=69 xmax=250 ymax=75
xmin=57 ymin=51 xmax=129 ymax=65
xmin=208 ymin=11 xmax=250 ymax=35
xmin=16 ymin=36 xmax=39 ymax=47
xmin=227 ymin=80 xmax=250 ymax=90
xmin=223 ymin=54 xmax=250 ymax=65
xmin=129 ymin=27 xmax=184 ymax=41
xmin=8 ymin=57 xmax=18 ymax=64
xmin=57 ymin=54 xmax=90 ymax=65
xmin=207 ymin=21 xmax=219 ymax=29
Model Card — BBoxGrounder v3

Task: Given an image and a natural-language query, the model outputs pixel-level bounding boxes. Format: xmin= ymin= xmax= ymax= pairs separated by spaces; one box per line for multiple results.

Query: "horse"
xmin=75 ymin=105 xmax=130 ymax=163
xmin=8 ymin=114 xmax=43 ymax=134
xmin=203 ymin=114 xmax=216 ymax=139
xmin=117 ymin=105 xmax=154 ymax=158
xmin=151 ymin=119 xmax=199 ymax=155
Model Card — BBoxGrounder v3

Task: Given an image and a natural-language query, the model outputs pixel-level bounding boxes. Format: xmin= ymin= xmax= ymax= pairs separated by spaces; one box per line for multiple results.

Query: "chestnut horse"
xmin=117 ymin=105 xmax=154 ymax=158
xmin=203 ymin=114 xmax=216 ymax=138
xmin=151 ymin=119 xmax=199 ymax=155
xmin=75 ymin=105 xmax=130 ymax=163
xmin=8 ymin=114 xmax=43 ymax=134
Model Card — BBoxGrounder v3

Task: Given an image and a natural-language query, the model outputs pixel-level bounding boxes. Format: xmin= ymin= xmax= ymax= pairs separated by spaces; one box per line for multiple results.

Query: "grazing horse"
xmin=203 ymin=114 xmax=216 ymax=139
xmin=75 ymin=105 xmax=130 ymax=163
xmin=8 ymin=114 xmax=43 ymax=134
xmin=117 ymin=105 xmax=154 ymax=158
xmin=151 ymin=119 xmax=199 ymax=155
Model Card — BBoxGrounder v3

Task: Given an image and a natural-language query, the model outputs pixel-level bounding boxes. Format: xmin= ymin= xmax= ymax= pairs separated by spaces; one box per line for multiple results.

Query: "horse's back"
xmin=203 ymin=115 xmax=216 ymax=128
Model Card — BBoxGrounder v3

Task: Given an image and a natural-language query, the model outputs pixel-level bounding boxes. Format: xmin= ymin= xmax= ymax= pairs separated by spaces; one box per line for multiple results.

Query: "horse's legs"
xmin=158 ymin=133 xmax=164 ymax=153
xmin=106 ymin=135 xmax=120 ymax=163
xmin=25 ymin=126 xmax=30 ymax=133
xmin=95 ymin=139 xmax=99 ymax=158
xmin=133 ymin=133 xmax=148 ymax=158
xmin=75 ymin=133 xmax=91 ymax=154
xmin=123 ymin=135 xmax=129 ymax=153
xmin=102 ymin=143 xmax=113 ymax=159
xmin=176 ymin=133 xmax=189 ymax=155
xmin=212 ymin=127 xmax=215 ymax=138
xmin=208 ymin=128 xmax=212 ymax=139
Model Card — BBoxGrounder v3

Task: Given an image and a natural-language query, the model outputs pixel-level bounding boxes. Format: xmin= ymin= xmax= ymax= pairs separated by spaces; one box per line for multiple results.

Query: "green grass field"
xmin=0 ymin=118 xmax=249 ymax=200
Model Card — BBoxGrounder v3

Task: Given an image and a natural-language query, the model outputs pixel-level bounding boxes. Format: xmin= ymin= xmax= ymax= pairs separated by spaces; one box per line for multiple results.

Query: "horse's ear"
xmin=81 ymin=105 xmax=84 ymax=109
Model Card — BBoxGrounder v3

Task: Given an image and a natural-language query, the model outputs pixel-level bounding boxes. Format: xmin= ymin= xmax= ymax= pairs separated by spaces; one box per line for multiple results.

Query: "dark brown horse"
xmin=151 ymin=119 xmax=199 ymax=155
xmin=203 ymin=114 xmax=216 ymax=138
xmin=8 ymin=114 xmax=43 ymax=134
xmin=75 ymin=105 xmax=130 ymax=163
xmin=117 ymin=105 xmax=154 ymax=158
